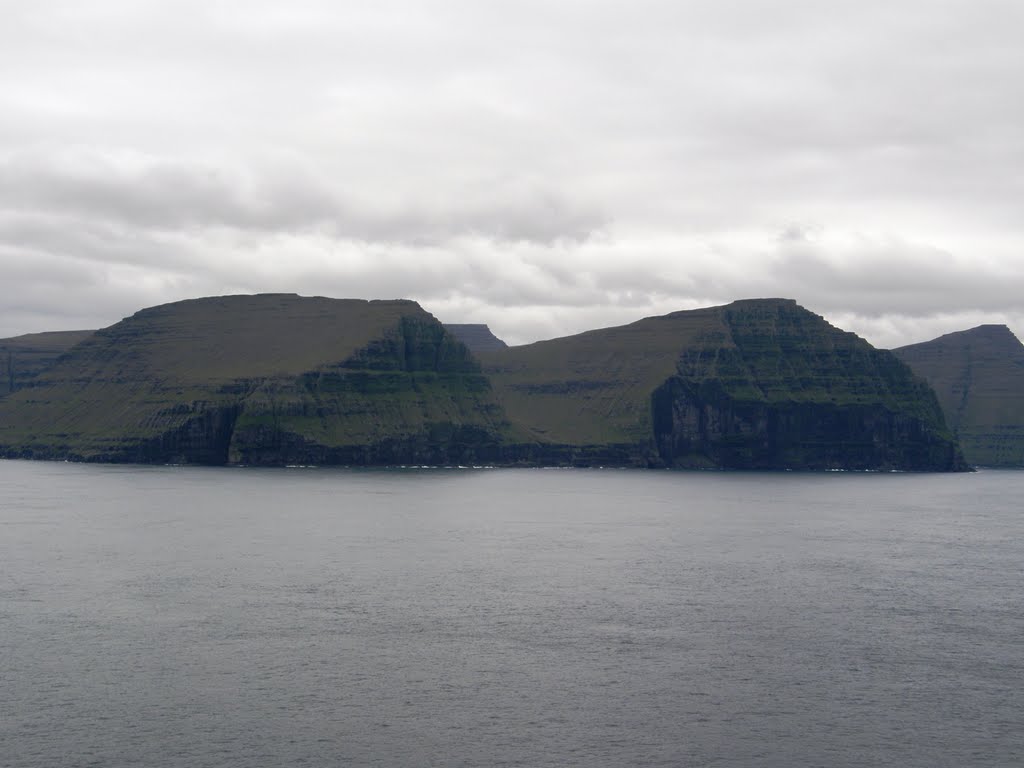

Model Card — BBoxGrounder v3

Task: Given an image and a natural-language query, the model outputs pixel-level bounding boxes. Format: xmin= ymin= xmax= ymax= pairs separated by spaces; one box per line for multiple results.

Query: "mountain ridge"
xmin=894 ymin=324 xmax=1024 ymax=467
xmin=0 ymin=294 xmax=968 ymax=470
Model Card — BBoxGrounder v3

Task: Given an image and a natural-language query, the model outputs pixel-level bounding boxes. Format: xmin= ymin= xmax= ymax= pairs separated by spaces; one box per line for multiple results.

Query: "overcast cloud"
xmin=1 ymin=0 xmax=1022 ymax=347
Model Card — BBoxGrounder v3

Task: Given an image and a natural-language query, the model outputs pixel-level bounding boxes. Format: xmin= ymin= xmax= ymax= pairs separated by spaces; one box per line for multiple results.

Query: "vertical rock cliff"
xmin=650 ymin=301 xmax=964 ymax=470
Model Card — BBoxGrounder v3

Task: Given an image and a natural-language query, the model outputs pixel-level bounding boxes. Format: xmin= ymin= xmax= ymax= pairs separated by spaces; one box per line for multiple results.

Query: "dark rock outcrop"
xmin=651 ymin=380 xmax=964 ymax=471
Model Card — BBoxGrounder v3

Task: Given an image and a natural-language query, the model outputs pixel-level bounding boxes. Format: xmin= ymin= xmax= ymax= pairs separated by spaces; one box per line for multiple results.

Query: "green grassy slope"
xmin=0 ymin=330 xmax=95 ymax=396
xmin=480 ymin=307 xmax=718 ymax=446
xmin=0 ymin=294 xmax=512 ymax=463
xmin=894 ymin=325 xmax=1024 ymax=466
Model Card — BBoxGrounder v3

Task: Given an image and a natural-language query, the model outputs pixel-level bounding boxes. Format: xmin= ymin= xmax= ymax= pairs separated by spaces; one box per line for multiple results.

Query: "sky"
xmin=1 ymin=0 xmax=1022 ymax=348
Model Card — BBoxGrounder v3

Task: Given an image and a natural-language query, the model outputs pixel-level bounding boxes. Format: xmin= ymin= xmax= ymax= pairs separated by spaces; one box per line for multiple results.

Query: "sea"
xmin=1 ymin=460 xmax=1021 ymax=768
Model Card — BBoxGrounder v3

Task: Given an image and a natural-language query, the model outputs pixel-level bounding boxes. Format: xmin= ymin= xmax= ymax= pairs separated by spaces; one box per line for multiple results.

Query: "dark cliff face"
xmin=651 ymin=378 xmax=965 ymax=471
xmin=649 ymin=301 xmax=966 ymax=470
xmin=894 ymin=325 xmax=1024 ymax=467
xmin=124 ymin=403 xmax=243 ymax=465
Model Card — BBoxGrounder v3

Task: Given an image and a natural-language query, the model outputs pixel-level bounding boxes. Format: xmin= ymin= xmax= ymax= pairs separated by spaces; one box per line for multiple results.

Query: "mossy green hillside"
xmin=0 ymin=294 xmax=512 ymax=463
xmin=480 ymin=308 xmax=709 ymax=447
xmin=483 ymin=299 xmax=963 ymax=470
xmin=0 ymin=330 xmax=94 ymax=396
xmin=894 ymin=325 xmax=1024 ymax=467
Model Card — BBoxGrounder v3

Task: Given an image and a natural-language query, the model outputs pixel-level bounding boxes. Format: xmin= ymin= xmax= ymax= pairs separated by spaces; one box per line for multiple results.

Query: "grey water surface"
xmin=2 ymin=461 xmax=1022 ymax=767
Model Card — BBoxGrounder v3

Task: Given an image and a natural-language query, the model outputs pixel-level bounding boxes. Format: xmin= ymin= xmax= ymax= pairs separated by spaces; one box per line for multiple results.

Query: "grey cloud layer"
xmin=0 ymin=151 xmax=604 ymax=244
xmin=1 ymin=0 xmax=1022 ymax=346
